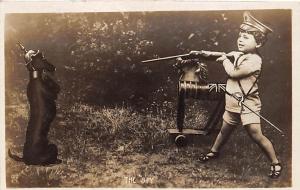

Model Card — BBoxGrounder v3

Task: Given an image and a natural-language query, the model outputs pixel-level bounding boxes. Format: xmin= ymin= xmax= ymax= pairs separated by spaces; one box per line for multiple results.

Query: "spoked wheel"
xmin=175 ymin=134 xmax=187 ymax=147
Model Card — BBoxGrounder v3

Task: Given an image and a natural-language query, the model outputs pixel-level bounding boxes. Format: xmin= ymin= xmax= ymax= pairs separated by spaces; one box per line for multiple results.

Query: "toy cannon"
xmin=142 ymin=51 xmax=232 ymax=146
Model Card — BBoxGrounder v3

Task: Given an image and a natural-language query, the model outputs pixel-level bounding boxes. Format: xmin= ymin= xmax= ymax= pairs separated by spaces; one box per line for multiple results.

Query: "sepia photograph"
xmin=1 ymin=1 xmax=299 ymax=189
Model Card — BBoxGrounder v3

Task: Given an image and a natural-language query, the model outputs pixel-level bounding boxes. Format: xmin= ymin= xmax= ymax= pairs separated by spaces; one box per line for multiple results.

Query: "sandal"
xmin=198 ymin=151 xmax=219 ymax=162
xmin=269 ymin=163 xmax=282 ymax=179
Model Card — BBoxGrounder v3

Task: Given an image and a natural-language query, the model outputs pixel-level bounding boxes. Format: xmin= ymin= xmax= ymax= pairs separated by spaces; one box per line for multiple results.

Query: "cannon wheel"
xmin=174 ymin=134 xmax=187 ymax=147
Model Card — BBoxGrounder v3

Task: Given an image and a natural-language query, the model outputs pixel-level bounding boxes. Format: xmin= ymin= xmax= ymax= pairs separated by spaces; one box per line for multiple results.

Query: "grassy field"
xmin=5 ymin=92 xmax=291 ymax=188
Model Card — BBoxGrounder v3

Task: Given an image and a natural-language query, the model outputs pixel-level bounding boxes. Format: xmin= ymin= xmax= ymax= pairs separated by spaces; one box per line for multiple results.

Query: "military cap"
xmin=240 ymin=11 xmax=273 ymax=35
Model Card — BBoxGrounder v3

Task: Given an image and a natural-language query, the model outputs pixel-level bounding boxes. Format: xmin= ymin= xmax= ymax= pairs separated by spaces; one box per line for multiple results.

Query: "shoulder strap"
xmin=238 ymin=80 xmax=246 ymax=96
xmin=237 ymin=71 xmax=261 ymax=98
xmin=246 ymin=72 xmax=260 ymax=96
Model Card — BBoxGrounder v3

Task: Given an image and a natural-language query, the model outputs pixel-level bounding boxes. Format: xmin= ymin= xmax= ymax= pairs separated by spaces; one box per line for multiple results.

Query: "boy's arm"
xmin=222 ymin=56 xmax=261 ymax=78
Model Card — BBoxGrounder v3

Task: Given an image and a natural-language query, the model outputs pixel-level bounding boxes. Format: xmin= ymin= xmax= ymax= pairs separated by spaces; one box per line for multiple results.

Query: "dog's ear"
xmin=30 ymin=52 xmax=56 ymax=72
xmin=42 ymin=59 xmax=56 ymax=72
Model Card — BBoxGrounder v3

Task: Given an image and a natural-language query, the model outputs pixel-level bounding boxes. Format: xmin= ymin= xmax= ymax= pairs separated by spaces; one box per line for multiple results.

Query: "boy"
xmin=190 ymin=11 xmax=281 ymax=178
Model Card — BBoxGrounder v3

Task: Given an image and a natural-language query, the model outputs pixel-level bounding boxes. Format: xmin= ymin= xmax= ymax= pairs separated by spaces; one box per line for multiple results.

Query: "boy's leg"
xmin=199 ymin=111 xmax=237 ymax=162
xmin=245 ymin=123 xmax=282 ymax=178
xmin=244 ymin=123 xmax=279 ymax=164
xmin=210 ymin=120 xmax=236 ymax=153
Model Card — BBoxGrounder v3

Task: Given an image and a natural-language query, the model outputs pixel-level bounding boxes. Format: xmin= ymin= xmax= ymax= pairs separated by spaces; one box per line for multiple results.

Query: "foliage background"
xmin=5 ymin=10 xmax=292 ymax=187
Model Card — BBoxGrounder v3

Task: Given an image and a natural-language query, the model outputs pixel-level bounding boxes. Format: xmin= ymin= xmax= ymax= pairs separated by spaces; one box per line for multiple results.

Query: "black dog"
xmin=9 ymin=46 xmax=61 ymax=165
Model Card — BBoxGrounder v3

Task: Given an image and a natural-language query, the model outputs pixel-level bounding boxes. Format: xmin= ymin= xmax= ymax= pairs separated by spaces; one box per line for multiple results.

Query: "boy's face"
xmin=237 ymin=32 xmax=259 ymax=53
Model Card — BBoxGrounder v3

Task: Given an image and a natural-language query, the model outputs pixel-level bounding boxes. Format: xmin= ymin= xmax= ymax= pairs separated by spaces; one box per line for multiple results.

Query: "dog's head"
xmin=25 ymin=50 xmax=56 ymax=72
xmin=18 ymin=42 xmax=56 ymax=72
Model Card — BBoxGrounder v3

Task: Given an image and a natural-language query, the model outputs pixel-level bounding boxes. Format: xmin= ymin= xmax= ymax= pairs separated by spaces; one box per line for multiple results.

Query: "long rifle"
xmin=142 ymin=50 xmax=231 ymax=63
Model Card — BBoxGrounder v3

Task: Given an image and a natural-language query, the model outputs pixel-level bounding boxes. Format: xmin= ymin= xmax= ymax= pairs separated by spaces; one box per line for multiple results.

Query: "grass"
xmin=5 ymin=91 xmax=291 ymax=188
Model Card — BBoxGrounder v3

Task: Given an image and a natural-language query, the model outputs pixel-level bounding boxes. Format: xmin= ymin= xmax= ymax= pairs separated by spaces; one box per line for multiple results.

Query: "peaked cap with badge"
xmin=240 ymin=11 xmax=273 ymax=35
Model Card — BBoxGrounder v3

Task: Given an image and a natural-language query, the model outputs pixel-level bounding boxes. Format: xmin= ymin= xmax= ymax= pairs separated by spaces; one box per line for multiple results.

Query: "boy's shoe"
xmin=198 ymin=151 xmax=219 ymax=162
xmin=269 ymin=163 xmax=282 ymax=179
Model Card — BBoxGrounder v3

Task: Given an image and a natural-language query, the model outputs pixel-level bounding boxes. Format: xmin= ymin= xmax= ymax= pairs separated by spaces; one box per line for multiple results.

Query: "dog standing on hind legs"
xmin=8 ymin=43 xmax=61 ymax=165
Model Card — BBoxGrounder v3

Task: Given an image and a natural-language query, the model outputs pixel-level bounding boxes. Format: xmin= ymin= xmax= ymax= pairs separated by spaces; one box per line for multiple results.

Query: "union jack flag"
xmin=208 ymin=83 xmax=226 ymax=93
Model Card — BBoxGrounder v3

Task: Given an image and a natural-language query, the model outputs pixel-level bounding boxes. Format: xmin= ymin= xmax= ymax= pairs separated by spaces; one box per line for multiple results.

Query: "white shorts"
xmin=223 ymin=110 xmax=261 ymax=126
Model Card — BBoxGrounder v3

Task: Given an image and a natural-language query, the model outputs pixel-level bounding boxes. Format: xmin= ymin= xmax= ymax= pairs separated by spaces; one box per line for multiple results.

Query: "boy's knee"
xmin=246 ymin=125 xmax=264 ymax=141
xmin=220 ymin=122 xmax=235 ymax=135
xmin=220 ymin=128 xmax=227 ymax=135
xmin=250 ymin=132 xmax=264 ymax=142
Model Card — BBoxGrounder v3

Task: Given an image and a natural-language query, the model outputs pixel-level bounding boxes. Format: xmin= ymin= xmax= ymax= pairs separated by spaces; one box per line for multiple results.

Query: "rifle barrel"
xmin=201 ymin=50 xmax=226 ymax=57
xmin=142 ymin=54 xmax=190 ymax=63
xmin=141 ymin=51 xmax=231 ymax=63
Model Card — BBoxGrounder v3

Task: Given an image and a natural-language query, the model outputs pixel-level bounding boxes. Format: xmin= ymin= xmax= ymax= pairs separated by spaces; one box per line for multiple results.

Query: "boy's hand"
xmin=227 ymin=51 xmax=244 ymax=61
xmin=216 ymin=55 xmax=228 ymax=63
xmin=189 ymin=50 xmax=202 ymax=57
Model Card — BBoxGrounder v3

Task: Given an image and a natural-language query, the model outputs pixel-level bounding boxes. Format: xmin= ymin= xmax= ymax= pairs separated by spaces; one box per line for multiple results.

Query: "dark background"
xmin=5 ymin=9 xmax=291 ymax=137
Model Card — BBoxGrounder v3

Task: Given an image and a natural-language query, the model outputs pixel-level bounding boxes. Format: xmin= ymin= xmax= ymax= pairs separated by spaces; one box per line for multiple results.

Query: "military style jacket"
xmin=223 ymin=52 xmax=262 ymax=114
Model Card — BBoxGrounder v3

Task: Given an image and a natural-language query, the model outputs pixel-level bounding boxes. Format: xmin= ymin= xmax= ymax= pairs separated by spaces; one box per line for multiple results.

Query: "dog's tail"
xmin=8 ymin=149 xmax=24 ymax=162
